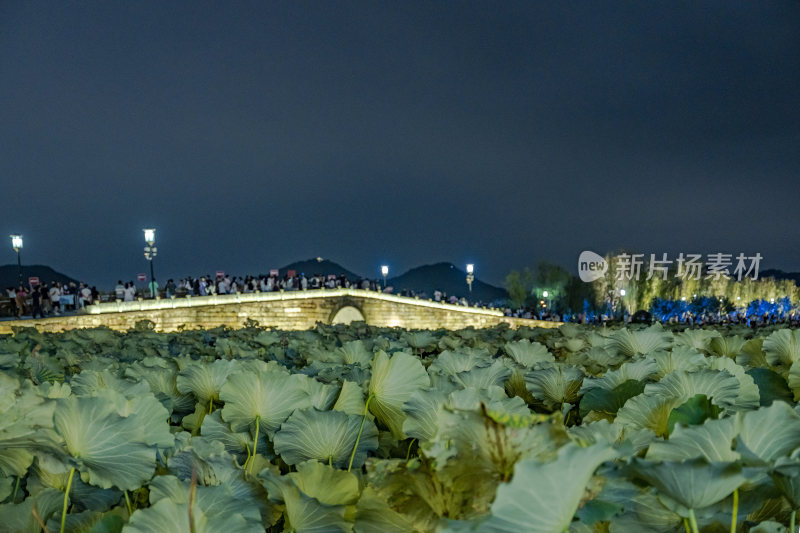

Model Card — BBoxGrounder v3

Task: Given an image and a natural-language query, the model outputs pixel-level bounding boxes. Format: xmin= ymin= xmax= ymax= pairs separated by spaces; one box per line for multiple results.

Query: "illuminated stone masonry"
xmin=0 ymin=288 xmax=560 ymax=333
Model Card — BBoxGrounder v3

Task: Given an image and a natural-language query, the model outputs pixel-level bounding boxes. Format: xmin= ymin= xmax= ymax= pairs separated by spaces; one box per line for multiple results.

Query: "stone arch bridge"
xmin=0 ymin=288 xmax=558 ymax=333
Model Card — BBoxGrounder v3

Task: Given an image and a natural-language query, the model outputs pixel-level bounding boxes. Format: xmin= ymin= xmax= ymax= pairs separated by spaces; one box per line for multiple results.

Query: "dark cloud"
xmin=1 ymin=1 xmax=798 ymax=287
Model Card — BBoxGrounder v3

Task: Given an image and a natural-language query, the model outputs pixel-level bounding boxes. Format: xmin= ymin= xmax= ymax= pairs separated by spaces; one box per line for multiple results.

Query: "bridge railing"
xmin=84 ymin=287 xmax=507 ymax=317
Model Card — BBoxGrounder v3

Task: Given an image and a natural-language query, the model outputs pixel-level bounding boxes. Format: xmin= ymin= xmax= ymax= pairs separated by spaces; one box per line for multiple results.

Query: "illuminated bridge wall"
xmin=0 ymin=288 xmax=559 ymax=333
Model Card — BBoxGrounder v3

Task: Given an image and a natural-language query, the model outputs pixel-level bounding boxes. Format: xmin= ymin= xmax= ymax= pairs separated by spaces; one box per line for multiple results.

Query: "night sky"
xmin=1 ymin=1 xmax=799 ymax=288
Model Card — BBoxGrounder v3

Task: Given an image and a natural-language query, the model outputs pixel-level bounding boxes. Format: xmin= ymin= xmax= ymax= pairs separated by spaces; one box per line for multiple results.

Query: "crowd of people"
xmin=4 ymin=282 xmax=99 ymax=319
xmin=129 ymin=272 xmax=477 ymax=307
xmin=500 ymin=306 xmax=800 ymax=328
xmin=2 ymin=270 xmax=489 ymax=320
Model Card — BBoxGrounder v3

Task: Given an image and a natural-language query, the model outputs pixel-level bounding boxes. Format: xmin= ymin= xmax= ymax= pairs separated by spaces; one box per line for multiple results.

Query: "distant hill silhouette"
xmin=0 ymin=264 xmax=79 ymax=289
xmin=277 ymin=258 xmax=361 ymax=279
xmin=760 ymin=269 xmax=800 ymax=285
xmin=388 ymin=262 xmax=508 ymax=303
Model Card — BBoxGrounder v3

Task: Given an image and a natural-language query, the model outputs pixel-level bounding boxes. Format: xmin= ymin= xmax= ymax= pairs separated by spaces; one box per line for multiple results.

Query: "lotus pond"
xmin=1 ymin=321 xmax=800 ymax=533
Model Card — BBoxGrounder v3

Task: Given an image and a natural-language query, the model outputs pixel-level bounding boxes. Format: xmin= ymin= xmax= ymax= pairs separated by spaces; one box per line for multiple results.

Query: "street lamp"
xmin=620 ymin=289 xmax=626 ymax=296
xmin=466 ymin=264 xmax=474 ymax=294
xmin=143 ymin=228 xmax=157 ymax=298
xmin=10 ymin=235 xmax=22 ymax=284
xmin=380 ymin=265 xmax=389 ymax=289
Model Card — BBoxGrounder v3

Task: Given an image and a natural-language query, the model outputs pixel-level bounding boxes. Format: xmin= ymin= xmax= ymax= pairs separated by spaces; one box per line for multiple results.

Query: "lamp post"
xmin=466 ymin=264 xmax=474 ymax=294
xmin=380 ymin=265 xmax=388 ymax=290
xmin=542 ymin=290 xmax=549 ymax=310
xmin=143 ymin=228 xmax=157 ymax=298
xmin=10 ymin=235 xmax=23 ymax=284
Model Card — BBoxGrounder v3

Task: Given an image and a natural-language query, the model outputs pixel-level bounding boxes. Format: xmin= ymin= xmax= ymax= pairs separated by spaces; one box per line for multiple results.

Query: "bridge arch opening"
xmin=331 ymin=305 xmax=366 ymax=325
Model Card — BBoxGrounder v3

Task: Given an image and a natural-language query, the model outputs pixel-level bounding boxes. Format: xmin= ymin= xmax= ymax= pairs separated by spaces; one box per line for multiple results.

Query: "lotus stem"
xmin=328 ymin=456 xmax=332 ymax=467
xmin=59 ymin=467 xmax=75 ymax=533
xmin=12 ymin=476 xmax=20 ymax=503
xmin=208 ymin=398 xmax=213 ymax=414
xmin=405 ymin=439 xmax=416 ymax=462
xmin=688 ymin=508 xmax=699 ymax=533
xmin=124 ymin=490 xmax=133 ymax=517
xmin=188 ymin=466 xmax=197 ymax=533
xmin=791 ymin=510 xmax=796 ymax=533
xmin=730 ymin=488 xmax=738 ymax=533
xmin=348 ymin=394 xmax=373 ymax=472
xmin=684 ymin=518 xmax=691 ymax=533
xmin=248 ymin=415 xmax=261 ymax=474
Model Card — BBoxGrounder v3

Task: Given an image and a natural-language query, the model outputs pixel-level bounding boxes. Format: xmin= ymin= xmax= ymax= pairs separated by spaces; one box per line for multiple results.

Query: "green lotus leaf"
xmin=332 ymin=381 xmax=371 ymax=417
xmin=771 ymin=456 xmax=800 ymax=509
xmin=354 ymin=486 xmax=413 ymax=533
xmin=337 ymin=340 xmax=373 ymax=366
xmin=69 ymin=370 xmax=150 ymax=399
xmin=787 ymin=360 xmax=800 ymax=400
xmin=610 ymin=325 xmax=673 ymax=358
xmin=429 ymin=348 xmax=492 ymax=376
xmin=402 ymin=331 xmax=438 ymax=351
xmin=146 ymin=475 xmax=268 ymax=530
xmin=579 ymin=379 xmax=645 ymax=418
xmin=524 ymin=363 xmax=583 ymax=410
xmin=673 ymin=329 xmax=721 ymax=353
xmin=176 ymin=359 xmax=236 ymax=405
xmin=503 ymin=340 xmax=554 ymax=368
xmin=290 ymin=461 xmax=360 ymax=506
xmin=616 ymin=394 xmax=679 ymax=437
xmin=749 ymin=522 xmax=790 ymax=533
xmin=0 ymin=377 xmax=58 ymax=477
xmin=705 ymin=356 xmax=761 ymax=410
xmin=454 ymin=360 xmax=510 ymax=389
xmin=0 ymin=488 xmax=63 ymax=533
xmin=763 ymin=329 xmax=800 ymax=368
xmin=446 ymin=386 xmax=530 ymax=417
xmin=422 ymin=404 xmax=567 ymax=488
xmin=708 ymin=335 xmax=746 ymax=359
xmin=402 ymin=388 xmax=447 ymax=442
xmin=581 ymin=358 xmax=658 ymax=393
xmin=273 ymin=408 xmax=378 ymax=468
xmin=747 ymin=368 xmax=794 ymax=406
xmin=736 ymin=338 xmax=768 ymax=368
xmin=477 ymin=442 xmax=617 ymax=532
xmin=667 ymin=394 xmax=720 ymax=434
xmin=582 ymin=346 xmax=625 ymax=373
xmin=644 ymin=369 xmax=741 ymax=410
xmin=649 ymin=348 xmax=707 ymax=379
xmin=302 ymin=379 xmax=340 ymax=411
xmin=124 ymin=360 xmax=195 ymax=416
xmin=199 ymin=411 xmax=260 ymax=459
xmin=167 ymin=435 xmax=241 ymax=485
xmin=737 ymin=401 xmax=800 ymax=463
xmin=568 ymin=419 xmax=655 ymax=453
xmin=605 ymin=486 xmax=684 ymax=532
xmin=259 ymin=461 xmax=356 ymax=532
xmin=30 ymin=460 xmax=123 ymax=512
xmin=629 ymin=457 xmax=746 ymax=511
xmin=368 ymin=351 xmax=430 ymax=439
xmin=364 ymin=456 xmax=491 ymax=528
xmin=123 ymin=498 xmax=255 ymax=533
xmin=646 ymin=416 xmax=739 ymax=462
xmin=220 ymin=370 xmax=312 ymax=436
xmin=46 ymin=510 xmax=126 ymax=533
xmin=53 ymin=392 xmax=172 ymax=490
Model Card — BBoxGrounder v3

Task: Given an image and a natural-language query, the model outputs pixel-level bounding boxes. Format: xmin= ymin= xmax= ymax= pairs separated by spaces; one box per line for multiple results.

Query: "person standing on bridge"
xmin=15 ymin=285 xmax=27 ymax=318
xmin=124 ymin=282 xmax=135 ymax=302
xmin=49 ymin=283 xmax=61 ymax=315
xmin=29 ymin=285 xmax=43 ymax=318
